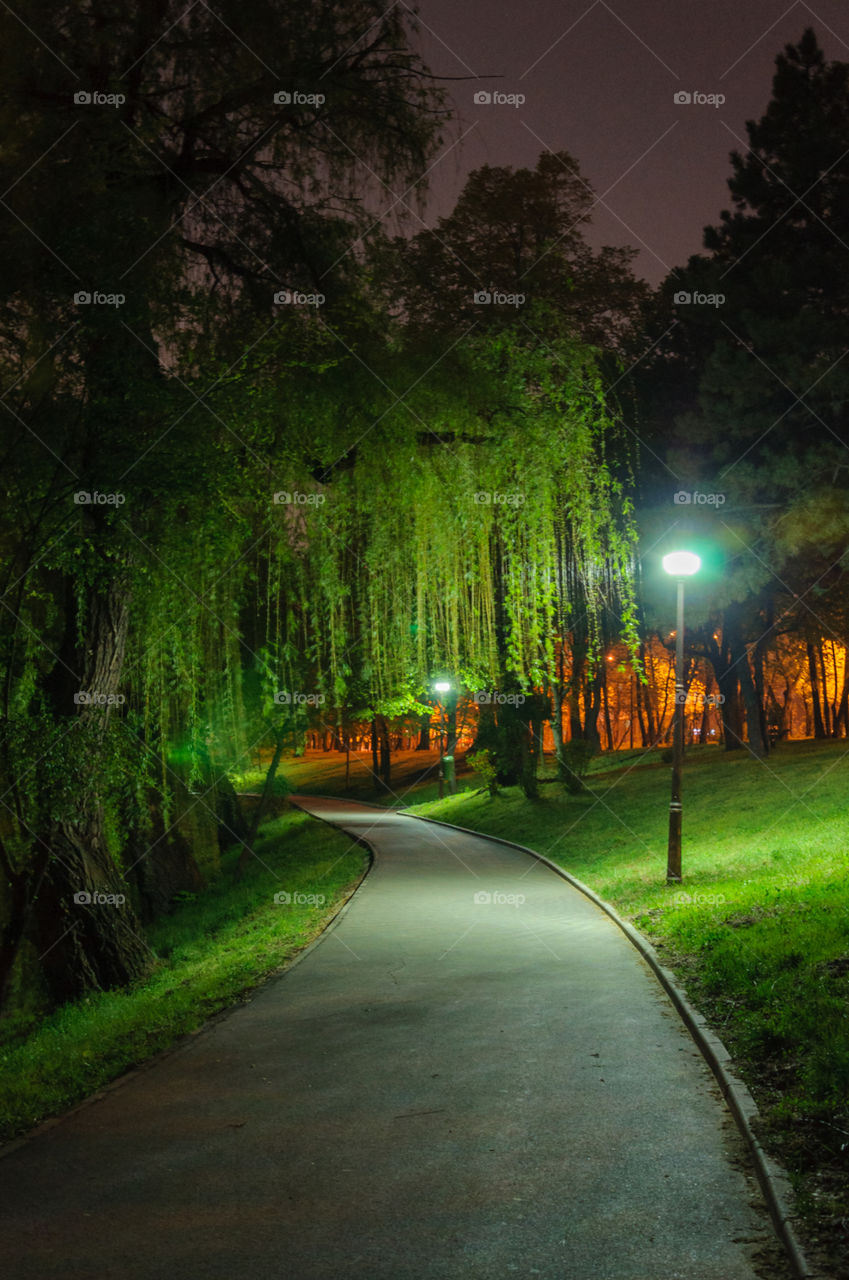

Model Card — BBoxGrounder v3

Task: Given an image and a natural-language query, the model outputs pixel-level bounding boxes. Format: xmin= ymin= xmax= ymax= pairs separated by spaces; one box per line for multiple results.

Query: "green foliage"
xmin=467 ymin=749 xmax=499 ymax=797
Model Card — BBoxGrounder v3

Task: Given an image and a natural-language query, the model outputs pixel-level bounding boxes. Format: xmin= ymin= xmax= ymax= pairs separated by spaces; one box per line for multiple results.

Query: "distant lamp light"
xmin=434 ymin=680 xmax=451 ymax=693
xmin=662 ymin=551 xmax=701 ymax=577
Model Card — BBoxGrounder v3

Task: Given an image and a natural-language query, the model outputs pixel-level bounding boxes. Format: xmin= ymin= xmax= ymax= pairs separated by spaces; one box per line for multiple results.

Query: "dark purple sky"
xmin=404 ymin=0 xmax=849 ymax=283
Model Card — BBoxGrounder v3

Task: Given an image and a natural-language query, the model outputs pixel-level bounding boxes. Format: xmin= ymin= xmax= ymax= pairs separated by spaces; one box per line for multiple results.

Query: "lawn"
xmin=0 ymin=806 xmax=367 ymax=1143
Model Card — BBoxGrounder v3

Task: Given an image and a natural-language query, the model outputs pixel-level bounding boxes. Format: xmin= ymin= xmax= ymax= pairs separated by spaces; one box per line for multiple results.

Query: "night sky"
xmin=406 ymin=0 xmax=849 ymax=283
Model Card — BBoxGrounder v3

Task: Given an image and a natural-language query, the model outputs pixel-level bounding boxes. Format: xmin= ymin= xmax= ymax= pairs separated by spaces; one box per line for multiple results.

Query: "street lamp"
xmin=662 ymin=551 xmax=701 ymax=882
xmin=433 ymin=680 xmax=452 ymax=798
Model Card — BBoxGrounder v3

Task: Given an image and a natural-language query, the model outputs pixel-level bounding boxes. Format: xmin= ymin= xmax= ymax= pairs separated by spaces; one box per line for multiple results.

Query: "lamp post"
xmin=662 ymin=551 xmax=701 ymax=882
xmin=434 ymin=680 xmax=452 ymax=798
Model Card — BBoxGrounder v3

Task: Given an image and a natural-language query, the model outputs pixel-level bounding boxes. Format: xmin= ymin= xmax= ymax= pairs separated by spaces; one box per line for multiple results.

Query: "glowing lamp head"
xmin=434 ymin=680 xmax=451 ymax=693
xmin=663 ymin=551 xmax=701 ymax=577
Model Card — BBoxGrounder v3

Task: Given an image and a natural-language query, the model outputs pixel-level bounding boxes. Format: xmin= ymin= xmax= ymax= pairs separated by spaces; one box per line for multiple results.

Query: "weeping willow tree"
xmin=249 ymin=315 xmax=640 ymax=784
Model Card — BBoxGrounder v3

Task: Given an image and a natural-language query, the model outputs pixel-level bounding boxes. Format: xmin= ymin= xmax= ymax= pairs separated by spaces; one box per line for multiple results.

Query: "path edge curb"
xmin=401 ymin=806 xmax=817 ymax=1280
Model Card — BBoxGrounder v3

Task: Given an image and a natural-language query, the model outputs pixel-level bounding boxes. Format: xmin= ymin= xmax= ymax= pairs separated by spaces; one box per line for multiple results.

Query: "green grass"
xmin=401 ymin=740 xmax=849 ymax=1260
xmin=0 ymin=806 xmax=367 ymax=1143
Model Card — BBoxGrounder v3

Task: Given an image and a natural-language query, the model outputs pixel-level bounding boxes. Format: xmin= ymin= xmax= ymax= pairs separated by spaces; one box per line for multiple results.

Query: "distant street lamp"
xmin=662 ymin=551 xmax=701 ymax=882
xmin=433 ymin=680 xmax=453 ymax=798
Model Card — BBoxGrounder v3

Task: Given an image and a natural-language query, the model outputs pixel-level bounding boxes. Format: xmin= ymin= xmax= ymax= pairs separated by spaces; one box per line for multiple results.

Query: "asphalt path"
xmin=0 ymin=796 xmax=792 ymax=1279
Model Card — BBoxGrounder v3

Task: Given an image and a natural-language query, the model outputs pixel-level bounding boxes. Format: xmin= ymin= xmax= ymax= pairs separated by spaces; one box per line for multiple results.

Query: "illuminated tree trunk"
xmin=834 ymin=667 xmax=849 ymax=738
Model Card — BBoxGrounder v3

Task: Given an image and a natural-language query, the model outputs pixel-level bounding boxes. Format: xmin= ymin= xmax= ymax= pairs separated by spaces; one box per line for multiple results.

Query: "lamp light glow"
xmin=434 ymin=680 xmax=451 ymax=693
xmin=662 ymin=551 xmax=701 ymax=577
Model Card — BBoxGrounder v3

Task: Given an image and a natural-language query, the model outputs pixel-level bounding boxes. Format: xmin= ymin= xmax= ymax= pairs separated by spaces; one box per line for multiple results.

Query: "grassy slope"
xmin=0 ymin=807 xmax=367 ymax=1143
xmin=400 ymin=741 xmax=849 ymax=1267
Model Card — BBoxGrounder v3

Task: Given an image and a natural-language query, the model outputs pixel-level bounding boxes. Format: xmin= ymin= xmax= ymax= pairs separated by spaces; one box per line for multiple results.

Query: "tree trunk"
xmin=583 ymin=667 xmax=602 ymax=752
xmin=415 ymin=712 xmax=430 ymax=750
xmin=550 ymin=673 xmax=569 ymax=780
xmin=819 ymin=644 xmax=833 ymax=736
xmin=725 ymin=606 xmax=768 ymax=759
xmin=705 ymin=624 xmax=742 ymax=751
xmin=370 ymin=717 xmax=379 ymax=779
xmin=807 ymin=641 xmax=827 ymax=739
xmin=600 ymin=666 xmax=614 ymax=751
xmin=834 ymin=666 xmax=849 ymax=738
xmin=36 ymin=574 xmax=150 ymax=1003
xmin=568 ymin=639 xmax=585 ymax=742
xmin=639 ymin=642 xmax=659 ymax=745
xmin=376 ymin=714 xmax=391 ymax=789
xmin=245 ymin=729 xmax=286 ymax=853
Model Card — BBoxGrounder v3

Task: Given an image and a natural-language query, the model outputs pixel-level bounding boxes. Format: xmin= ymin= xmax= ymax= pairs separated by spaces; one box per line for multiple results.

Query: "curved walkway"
xmin=0 ymin=797 xmax=792 ymax=1279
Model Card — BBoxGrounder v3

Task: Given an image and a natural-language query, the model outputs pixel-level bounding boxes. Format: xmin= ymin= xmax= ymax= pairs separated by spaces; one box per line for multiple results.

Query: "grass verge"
xmin=401 ymin=740 xmax=849 ymax=1274
xmin=0 ymin=806 xmax=367 ymax=1145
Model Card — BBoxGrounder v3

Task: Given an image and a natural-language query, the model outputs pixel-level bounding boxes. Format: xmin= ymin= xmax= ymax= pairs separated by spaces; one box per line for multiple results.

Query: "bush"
xmin=467 ymin=749 xmax=499 ymax=796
